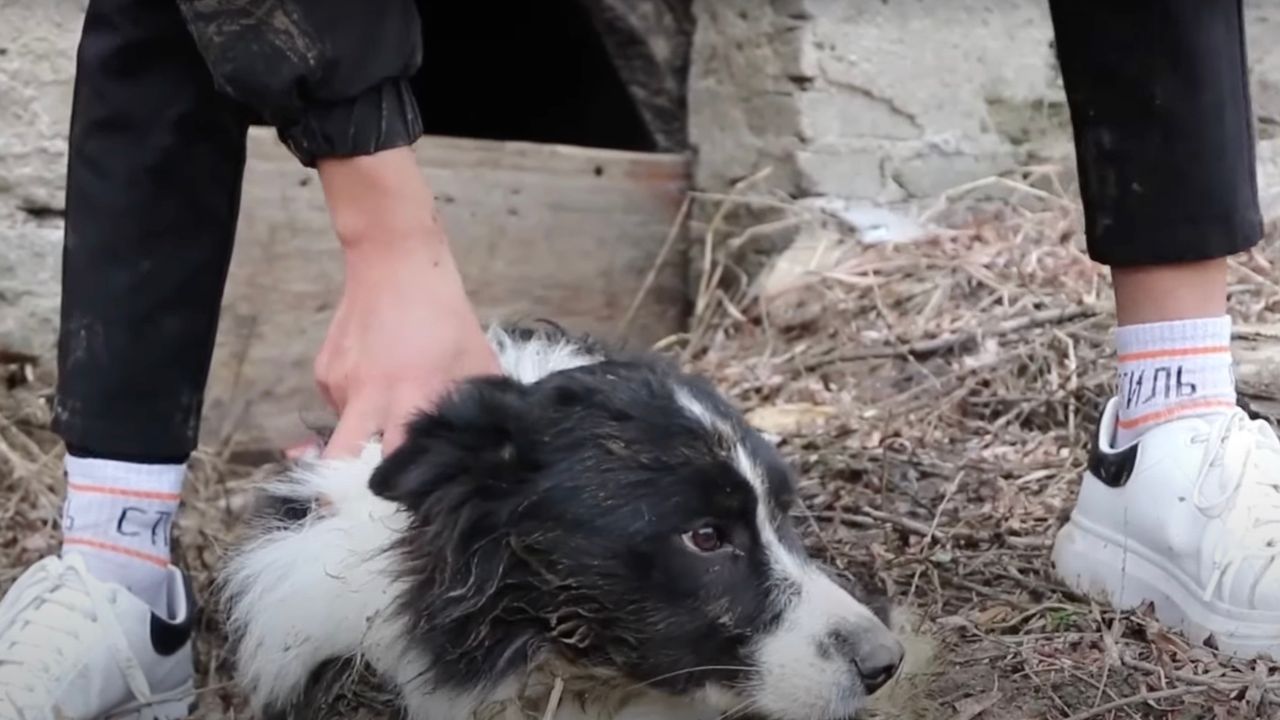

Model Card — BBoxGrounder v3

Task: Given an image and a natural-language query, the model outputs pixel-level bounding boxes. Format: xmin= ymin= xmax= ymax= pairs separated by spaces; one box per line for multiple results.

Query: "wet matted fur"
xmin=218 ymin=322 xmax=903 ymax=720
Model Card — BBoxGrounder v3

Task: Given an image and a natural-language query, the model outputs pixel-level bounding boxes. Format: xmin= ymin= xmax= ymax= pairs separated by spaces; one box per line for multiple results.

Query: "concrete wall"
xmin=0 ymin=1 xmax=76 ymax=218
xmin=0 ymin=0 xmax=81 ymax=355
xmin=688 ymin=0 xmax=1280 ymax=210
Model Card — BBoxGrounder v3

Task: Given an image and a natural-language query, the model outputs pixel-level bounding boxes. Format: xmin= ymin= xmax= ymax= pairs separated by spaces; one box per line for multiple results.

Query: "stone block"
xmin=794 ymin=146 xmax=889 ymax=199
xmin=0 ymin=0 xmax=79 ymax=214
xmin=0 ymin=223 xmax=62 ymax=361
xmin=796 ymin=89 xmax=922 ymax=143
xmin=888 ymin=141 xmax=1017 ymax=198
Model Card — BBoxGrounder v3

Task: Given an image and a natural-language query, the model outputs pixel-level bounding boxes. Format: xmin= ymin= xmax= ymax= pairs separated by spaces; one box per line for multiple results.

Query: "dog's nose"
xmin=854 ymin=639 xmax=904 ymax=694
xmin=825 ymin=627 xmax=904 ymax=695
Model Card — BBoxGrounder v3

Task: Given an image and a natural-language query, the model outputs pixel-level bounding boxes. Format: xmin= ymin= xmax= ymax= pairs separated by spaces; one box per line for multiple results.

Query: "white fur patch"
xmin=220 ymin=443 xmax=414 ymax=712
xmin=486 ymin=325 xmax=602 ymax=384
xmin=750 ymin=566 xmax=890 ymax=719
xmin=672 ymin=386 xmax=729 ymax=437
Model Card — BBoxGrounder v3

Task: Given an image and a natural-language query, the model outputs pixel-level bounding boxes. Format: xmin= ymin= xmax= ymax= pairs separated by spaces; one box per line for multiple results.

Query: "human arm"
xmin=171 ymin=1 xmax=501 ymax=456
xmin=313 ymin=148 xmax=502 ymax=457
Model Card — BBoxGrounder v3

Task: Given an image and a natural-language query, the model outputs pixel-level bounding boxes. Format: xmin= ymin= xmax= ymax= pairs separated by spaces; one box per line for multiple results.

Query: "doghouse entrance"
xmin=410 ymin=0 xmax=692 ymax=153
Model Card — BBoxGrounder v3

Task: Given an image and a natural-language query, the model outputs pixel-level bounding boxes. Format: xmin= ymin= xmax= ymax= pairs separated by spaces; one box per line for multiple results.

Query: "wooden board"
xmin=202 ymin=131 xmax=690 ymax=453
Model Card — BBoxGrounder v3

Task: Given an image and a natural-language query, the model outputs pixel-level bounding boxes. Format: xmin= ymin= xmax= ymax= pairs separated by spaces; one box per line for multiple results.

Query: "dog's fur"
xmin=219 ymin=323 xmax=902 ymax=720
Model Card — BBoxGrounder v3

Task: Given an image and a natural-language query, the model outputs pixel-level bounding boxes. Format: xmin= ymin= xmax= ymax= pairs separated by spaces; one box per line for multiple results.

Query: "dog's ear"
xmin=369 ymin=376 xmax=540 ymax=510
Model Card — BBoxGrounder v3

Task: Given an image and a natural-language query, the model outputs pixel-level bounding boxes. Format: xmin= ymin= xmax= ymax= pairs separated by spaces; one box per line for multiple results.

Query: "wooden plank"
xmin=202 ymin=131 xmax=690 ymax=453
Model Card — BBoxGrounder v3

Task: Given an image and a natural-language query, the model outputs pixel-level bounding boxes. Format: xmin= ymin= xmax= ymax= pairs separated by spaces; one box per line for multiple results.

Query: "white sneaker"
xmin=1053 ymin=398 xmax=1280 ymax=659
xmin=0 ymin=554 xmax=197 ymax=719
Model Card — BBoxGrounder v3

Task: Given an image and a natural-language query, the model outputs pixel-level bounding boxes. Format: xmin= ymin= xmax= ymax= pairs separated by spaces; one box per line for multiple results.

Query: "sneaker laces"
xmin=1190 ymin=410 xmax=1280 ymax=604
xmin=0 ymin=555 xmax=154 ymax=714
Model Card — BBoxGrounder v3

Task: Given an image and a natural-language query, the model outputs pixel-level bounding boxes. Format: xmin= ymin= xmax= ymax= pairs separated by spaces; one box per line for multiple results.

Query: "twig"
xmin=694 ymin=167 xmax=773 ymax=318
xmin=825 ymin=508 xmax=1051 ymax=550
xmin=619 ymin=194 xmax=692 ymax=340
xmin=802 ymin=304 xmax=1104 ymax=369
xmin=950 ymin=688 xmax=1002 ymax=720
xmin=923 ymin=470 xmax=965 ymax=550
xmin=540 ymin=676 xmax=565 ymax=720
xmin=1059 ymin=686 xmax=1208 ymax=720
xmin=683 ymin=167 xmax=775 ymax=361
xmin=1119 ymin=654 xmax=1280 ymax=691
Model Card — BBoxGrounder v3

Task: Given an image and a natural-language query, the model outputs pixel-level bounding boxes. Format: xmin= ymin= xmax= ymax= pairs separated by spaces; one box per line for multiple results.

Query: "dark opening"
xmin=411 ymin=0 xmax=661 ymax=152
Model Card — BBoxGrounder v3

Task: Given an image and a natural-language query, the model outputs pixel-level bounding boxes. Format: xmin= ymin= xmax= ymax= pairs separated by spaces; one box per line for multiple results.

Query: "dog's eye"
xmin=683 ymin=525 xmax=725 ymax=553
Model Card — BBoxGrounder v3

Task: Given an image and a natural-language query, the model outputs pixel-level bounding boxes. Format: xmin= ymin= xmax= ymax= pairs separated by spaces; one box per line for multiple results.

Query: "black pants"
xmin=52 ymin=0 xmax=1265 ymax=462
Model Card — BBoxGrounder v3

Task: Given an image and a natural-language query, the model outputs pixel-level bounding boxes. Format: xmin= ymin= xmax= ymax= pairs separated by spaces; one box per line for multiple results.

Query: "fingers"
xmin=321 ymin=397 xmax=382 ymax=459
xmin=314 ymin=356 xmax=345 ymax=414
xmin=319 ymin=377 xmax=454 ymax=460
xmin=284 ymin=439 xmax=321 ymax=460
xmin=380 ymin=421 xmax=408 ymax=457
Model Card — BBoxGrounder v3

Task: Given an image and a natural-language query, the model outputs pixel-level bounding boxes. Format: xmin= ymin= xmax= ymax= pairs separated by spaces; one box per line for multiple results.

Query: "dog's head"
xmin=370 ymin=359 xmax=902 ymax=720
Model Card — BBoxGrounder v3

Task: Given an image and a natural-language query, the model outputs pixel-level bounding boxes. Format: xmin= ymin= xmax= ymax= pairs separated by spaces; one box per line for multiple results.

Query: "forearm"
xmin=316 ymin=147 xmax=449 ymax=256
xmin=310 ymin=151 xmax=500 ymax=459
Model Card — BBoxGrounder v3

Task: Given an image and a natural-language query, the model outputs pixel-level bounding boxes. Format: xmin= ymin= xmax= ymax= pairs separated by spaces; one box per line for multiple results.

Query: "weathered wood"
xmin=202 ymin=131 xmax=690 ymax=453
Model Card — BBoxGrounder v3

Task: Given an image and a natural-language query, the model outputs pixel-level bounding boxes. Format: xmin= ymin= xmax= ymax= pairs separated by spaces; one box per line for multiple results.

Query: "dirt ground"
xmin=3 ymin=165 xmax=1280 ymax=718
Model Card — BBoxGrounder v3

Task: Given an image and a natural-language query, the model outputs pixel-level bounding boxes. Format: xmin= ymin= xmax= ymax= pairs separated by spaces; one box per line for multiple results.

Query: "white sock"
xmin=59 ymin=455 xmax=185 ymax=613
xmin=1114 ymin=316 xmax=1237 ymax=447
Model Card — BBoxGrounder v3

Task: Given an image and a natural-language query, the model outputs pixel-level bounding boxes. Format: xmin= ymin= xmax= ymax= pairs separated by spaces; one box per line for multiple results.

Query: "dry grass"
xmin=2 ymin=163 xmax=1280 ymax=718
xmin=678 ymin=165 xmax=1280 ymax=719
xmin=0 ymin=363 xmax=271 ymax=714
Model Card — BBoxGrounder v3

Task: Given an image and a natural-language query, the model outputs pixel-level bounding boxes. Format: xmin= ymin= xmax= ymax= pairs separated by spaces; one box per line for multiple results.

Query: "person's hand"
xmin=315 ymin=238 xmax=500 ymax=458
xmin=313 ymin=147 xmax=502 ymax=459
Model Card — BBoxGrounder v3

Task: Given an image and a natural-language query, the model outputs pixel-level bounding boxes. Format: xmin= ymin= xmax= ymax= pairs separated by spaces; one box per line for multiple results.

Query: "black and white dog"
xmin=219 ymin=323 xmax=904 ymax=720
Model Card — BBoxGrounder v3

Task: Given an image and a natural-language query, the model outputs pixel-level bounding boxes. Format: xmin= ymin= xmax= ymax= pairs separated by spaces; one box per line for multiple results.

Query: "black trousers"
xmin=52 ymin=0 xmax=1265 ymax=462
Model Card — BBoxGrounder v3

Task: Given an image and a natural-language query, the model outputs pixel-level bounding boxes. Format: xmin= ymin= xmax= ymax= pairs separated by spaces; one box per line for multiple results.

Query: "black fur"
xmin=367 ymin=358 xmax=823 ymax=697
xmin=241 ymin=325 xmax=896 ymax=718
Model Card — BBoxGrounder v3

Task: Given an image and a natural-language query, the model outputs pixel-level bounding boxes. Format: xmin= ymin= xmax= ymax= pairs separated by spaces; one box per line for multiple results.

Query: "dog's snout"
xmin=824 ymin=626 xmax=904 ymax=695
xmin=855 ymin=639 xmax=903 ymax=694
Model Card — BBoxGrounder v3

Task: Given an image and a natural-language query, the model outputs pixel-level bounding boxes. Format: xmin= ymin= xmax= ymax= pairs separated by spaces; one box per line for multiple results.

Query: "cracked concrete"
xmin=0 ymin=0 xmax=80 ymax=221
xmin=689 ymin=0 xmax=1280 ymax=205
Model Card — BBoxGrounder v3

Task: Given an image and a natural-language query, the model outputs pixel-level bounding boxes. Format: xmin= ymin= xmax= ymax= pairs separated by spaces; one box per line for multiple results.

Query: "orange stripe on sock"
xmin=63 ymin=537 xmax=170 ymax=568
xmin=1116 ymin=345 xmax=1231 ymax=363
xmin=66 ymin=482 xmax=181 ymax=502
xmin=1115 ymin=398 xmax=1238 ymax=430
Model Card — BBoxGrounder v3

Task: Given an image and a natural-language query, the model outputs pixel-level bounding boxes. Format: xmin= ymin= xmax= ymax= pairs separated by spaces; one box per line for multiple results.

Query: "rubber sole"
xmin=1052 ymin=516 xmax=1280 ymax=659
xmin=105 ymin=682 xmax=198 ymax=720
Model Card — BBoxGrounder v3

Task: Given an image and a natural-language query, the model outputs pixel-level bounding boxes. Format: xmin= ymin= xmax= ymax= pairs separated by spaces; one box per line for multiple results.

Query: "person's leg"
xmin=51 ymin=0 xmax=249 ymax=613
xmin=1049 ymin=0 xmax=1280 ymax=658
xmin=0 ymin=0 xmax=246 ymax=715
xmin=1052 ymin=0 xmax=1260 ymax=445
